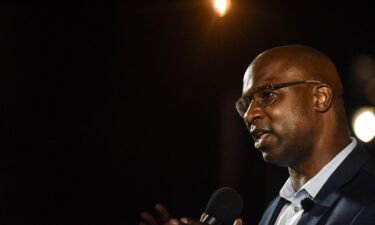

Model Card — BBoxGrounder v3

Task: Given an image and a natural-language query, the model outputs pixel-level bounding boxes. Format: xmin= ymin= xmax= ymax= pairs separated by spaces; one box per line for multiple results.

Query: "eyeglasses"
xmin=235 ymin=80 xmax=322 ymax=117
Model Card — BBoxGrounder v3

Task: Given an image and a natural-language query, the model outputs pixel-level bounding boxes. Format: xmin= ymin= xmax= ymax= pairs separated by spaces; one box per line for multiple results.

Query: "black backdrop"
xmin=2 ymin=0 xmax=375 ymax=224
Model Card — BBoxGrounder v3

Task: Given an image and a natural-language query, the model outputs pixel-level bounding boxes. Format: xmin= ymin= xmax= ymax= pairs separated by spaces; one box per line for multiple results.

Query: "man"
xmin=140 ymin=45 xmax=375 ymax=225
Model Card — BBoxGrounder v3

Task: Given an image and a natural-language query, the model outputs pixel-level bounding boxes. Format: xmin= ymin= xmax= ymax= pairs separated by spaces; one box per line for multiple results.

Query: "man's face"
xmin=241 ymin=58 xmax=316 ymax=167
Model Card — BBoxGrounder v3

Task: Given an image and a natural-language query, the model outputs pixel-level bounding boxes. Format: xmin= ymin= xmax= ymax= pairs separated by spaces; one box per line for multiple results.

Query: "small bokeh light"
xmin=213 ymin=0 xmax=231 ymax=17
xmin=352 ymin=107 xmax=375 ymax=143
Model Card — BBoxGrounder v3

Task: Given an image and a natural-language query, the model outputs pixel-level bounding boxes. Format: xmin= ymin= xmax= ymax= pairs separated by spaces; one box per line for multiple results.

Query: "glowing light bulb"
xmin=213 ymin=0 xmax=231 ymax=17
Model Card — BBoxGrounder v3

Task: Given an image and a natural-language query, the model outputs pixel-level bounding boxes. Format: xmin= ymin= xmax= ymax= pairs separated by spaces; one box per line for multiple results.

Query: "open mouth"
xmin=250 ymin=128 xmax=271 ymax=149
xmin=254 ymin=132 xmax=270 ymax=149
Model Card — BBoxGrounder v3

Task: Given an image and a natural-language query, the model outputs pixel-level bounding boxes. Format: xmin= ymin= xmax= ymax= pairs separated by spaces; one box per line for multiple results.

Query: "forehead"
xmin=242 ymin=58 xmax=303 ymax=96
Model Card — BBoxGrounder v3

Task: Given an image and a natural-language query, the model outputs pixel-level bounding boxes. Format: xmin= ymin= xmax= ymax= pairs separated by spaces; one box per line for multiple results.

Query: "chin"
xmin=261 ymin=149 xmax=276 ymax=163
xmin=260 ymin=147 xmax=288 ymax=167
xmin=262 ymin=153 xmax=279 ymax=165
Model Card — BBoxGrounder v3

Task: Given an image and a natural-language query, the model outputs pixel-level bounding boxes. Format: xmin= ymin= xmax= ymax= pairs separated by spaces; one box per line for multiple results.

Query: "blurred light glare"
xmin=352 ymin=108 xmax=375 ymax=142
xmin=213 ymin=0 xmax=231 ymax=17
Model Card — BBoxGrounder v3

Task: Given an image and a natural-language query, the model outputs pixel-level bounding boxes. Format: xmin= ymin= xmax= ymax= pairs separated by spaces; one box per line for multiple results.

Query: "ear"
xmin=313 ymin=84 xmax=333 ymax=112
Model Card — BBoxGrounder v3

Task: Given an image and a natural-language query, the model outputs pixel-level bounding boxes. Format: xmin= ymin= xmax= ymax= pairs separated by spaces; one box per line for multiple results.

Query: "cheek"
xmin=269 ymin=102 xmax=312 ymax=138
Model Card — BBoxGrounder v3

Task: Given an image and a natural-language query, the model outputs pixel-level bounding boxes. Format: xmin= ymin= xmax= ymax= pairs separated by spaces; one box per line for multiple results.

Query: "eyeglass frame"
xmin=235 ymin=80 xmax=323 ymax=117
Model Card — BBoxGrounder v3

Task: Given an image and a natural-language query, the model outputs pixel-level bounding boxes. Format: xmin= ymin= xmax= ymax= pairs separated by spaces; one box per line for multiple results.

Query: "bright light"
xmin=213 ymin=0 xmax=231 ymax=17
xmin=352 ymin=108 xmax=375 ymax=142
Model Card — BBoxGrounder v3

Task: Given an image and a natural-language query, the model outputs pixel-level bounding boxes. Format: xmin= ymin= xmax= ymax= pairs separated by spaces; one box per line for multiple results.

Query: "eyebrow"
xmin=250 ymin=81 xmax=274 ymax=94
xmin=256 ymin=83 xmax=273 ymax=90
xmin=242 ymin=79 xmax=274 ymax=97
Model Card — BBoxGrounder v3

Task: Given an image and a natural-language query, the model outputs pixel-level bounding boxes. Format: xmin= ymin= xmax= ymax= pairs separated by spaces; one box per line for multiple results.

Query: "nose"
xmin=243 ymin=100 xmax=264 ymax=126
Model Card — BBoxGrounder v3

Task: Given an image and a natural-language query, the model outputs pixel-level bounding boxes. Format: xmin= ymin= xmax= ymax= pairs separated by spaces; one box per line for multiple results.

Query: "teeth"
xmin=257 ymin=131 xmax=265 ymax=139
xmin=255 ymin=138 xmax=262 ymax=148
xmin=250 ymin=125 xmax=256 ymax=132
xmin=254 ymin=132 xmax=269 ymax=149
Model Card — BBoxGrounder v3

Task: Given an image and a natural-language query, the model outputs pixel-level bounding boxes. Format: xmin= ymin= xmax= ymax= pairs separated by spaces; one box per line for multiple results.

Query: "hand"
xmin=179 ymin=216 xmax=243 ymax=225
xmin=139 ymin=203 xmax=205 ymax=225
xmin=233 ymin=218 xmax=243 ymax=225
xmin=140 ymin=203 xmax=179 ymax=225
xmin=139 ymin=203 xmax=243 ymax=225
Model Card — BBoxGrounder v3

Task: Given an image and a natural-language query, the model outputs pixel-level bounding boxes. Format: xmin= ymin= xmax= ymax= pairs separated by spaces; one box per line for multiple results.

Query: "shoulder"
xmin=344 ymin=156 xmax=375 ymax=188
xmin=351 ymin=200 xmax=375 ymax=225
xmin=343 ymin=156 xmax=375 ymax=224
xmin=319 ymin=156 xmax=375 ymax=224
xmin=339 ymin=156 xmax=375 ymax=204
xmin=362 ymin=155 xmax=375 ymax=176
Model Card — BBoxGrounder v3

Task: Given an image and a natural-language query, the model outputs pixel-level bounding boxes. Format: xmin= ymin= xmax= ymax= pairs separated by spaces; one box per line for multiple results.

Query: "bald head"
xmin=239 ymin=45 xmax=351 ymax=169
xmin=244 ymin=45 xmax=343 ymax=97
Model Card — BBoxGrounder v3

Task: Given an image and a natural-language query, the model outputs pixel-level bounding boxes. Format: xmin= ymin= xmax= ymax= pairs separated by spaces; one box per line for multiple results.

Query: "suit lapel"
xmin=259 ymin=197 xmax=287 ymax=225
xmin=297 ymin=191 xmax=341 ymax=225
xmin=297 ymin=142 xmax=370 ymax=225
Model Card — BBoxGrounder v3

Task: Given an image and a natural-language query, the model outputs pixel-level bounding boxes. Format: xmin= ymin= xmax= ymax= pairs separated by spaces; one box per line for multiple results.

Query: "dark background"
xmin=2 ymin=0 xmax=375 ymax=224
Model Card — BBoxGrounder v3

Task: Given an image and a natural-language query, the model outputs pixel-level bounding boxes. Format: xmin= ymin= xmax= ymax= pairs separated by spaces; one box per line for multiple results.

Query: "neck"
xmin=288 ymin=123 xmax=351 ymax=191
xmin=288 ymin=168 xmax=309 ymax=191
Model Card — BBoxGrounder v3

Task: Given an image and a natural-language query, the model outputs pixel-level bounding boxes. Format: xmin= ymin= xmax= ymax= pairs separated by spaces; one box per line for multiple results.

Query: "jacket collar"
xmin=258 ymin=196 xmax=287 ymax=225
xmin=297 ymin=141 xmax=370 ymax=225
xmin=258 ymin=141 xmax=370 ymax=225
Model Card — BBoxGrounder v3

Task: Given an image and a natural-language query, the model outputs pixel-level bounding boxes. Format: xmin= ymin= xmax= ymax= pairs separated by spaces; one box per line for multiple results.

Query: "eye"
xmin=258 ymin=90 xmax=274 ymax=99
xmin=255 ymin=90 xmax=277 ymax=105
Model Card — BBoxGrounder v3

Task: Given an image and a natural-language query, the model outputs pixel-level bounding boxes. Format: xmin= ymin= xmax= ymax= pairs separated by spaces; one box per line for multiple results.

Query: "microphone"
xmin=200 ymin=187 xmax=243 ymax=225
xmin=301 ymin=198 xmax=314 ymax=212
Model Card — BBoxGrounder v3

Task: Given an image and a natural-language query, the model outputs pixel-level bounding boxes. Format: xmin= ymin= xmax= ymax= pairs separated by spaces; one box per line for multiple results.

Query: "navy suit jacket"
xmin=258 ymin=142 xmax=375 ymax=225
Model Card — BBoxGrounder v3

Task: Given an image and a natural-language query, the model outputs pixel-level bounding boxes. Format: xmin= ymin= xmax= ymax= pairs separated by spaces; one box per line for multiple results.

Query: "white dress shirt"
xmin=274 ymin=137 xmax=357 ymax=225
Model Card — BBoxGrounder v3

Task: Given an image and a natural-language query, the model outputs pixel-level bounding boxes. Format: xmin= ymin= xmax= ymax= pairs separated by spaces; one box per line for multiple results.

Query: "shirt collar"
xmin=279 ymin=137 xmax=357 ymax=202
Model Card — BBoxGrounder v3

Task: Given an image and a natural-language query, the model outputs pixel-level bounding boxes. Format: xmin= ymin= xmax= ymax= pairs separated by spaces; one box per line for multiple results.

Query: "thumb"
xmin=233 ymin=218 xmax=243 ymax=225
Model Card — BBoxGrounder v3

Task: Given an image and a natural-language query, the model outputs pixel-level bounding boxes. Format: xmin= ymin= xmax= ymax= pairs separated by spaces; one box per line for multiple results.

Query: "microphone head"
xmin=204 ymin=187 xmax=243 ymax=225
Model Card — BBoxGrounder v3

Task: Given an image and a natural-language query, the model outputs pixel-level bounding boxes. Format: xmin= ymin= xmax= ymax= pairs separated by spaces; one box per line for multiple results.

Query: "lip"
xmin=254 ymin=132 xmax=271 ymax=149
xmin=250 ymin=127 xmax=269 ymax=140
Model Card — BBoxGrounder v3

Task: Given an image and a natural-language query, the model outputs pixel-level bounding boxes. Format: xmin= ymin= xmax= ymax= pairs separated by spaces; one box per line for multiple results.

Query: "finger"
xmin=180 ymin=217 xmax=204 ymax=225
xmin=155 ymin=203 xmax=170 ymax=223
xmin=166 ymin=218 xmax=179 ymax=225
xmin=180 ymin=217 xmax=188 ymax=224
xmin=140 ymin=211 xmax=158 ymax=225
xmin=233 ymin=218 xmax=243 ymax=225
